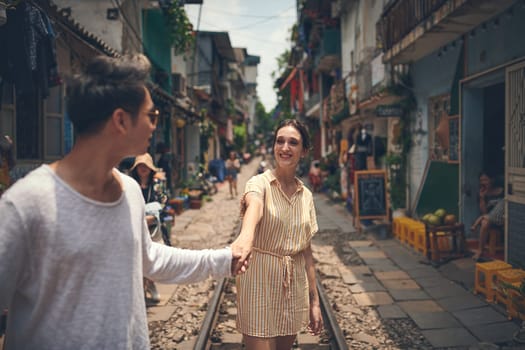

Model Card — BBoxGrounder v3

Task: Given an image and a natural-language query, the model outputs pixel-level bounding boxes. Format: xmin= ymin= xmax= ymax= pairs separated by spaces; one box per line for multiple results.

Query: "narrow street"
xmin=146 ymin=157 xmax=523 ymax=349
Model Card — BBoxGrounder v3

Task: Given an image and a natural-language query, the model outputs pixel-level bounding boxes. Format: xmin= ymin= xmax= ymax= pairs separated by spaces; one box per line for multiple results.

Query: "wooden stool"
xmin=392 ymin=217 xmax=403 ymax=239
xmin=425 ymin=223 xmax=466 ymax=264
xmin=506 ymin=282 xmax=525 ymax=320
xmin=474 ymin=260 xmax=512 ymax=302
xmin=413 ymin=226 xmax=428 ymax=255
xmin=406 ymin=222 xmax=420 ymax=248
xmin=494 ymin=269 xmax=525 ymax=312
xmin=399 ymin=219 xmax=411 ymax=244
xmin=487 ymin=227 xmax=504 ymax=256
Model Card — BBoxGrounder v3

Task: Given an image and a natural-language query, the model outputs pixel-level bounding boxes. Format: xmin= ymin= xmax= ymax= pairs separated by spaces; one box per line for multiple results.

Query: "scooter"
xmin=144 ymin=201 xmax=173 ymax=303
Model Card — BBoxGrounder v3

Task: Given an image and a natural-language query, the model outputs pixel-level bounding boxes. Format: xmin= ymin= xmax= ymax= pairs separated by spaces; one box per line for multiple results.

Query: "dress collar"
xmin=263 ymin=169 xmax=304 ymax=192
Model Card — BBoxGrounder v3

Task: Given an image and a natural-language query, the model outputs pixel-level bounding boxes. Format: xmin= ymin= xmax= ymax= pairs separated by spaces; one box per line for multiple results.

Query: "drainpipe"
xmin=319 ymin=71 xmax=325 ymax=157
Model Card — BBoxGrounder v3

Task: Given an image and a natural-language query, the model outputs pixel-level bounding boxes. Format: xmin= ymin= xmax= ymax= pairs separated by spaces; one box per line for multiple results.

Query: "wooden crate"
xmin=474 ymin=260 xmax=513 ymax=302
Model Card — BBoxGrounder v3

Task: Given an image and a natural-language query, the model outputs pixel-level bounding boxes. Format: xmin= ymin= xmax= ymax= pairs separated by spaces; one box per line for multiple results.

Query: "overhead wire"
xmin=197 ymin=6 xmax=295 ymax=19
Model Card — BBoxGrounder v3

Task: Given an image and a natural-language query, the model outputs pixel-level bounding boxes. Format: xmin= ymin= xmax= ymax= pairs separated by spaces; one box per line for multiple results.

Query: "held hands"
xmin=230 ymin=235 xmax=253 ymax=275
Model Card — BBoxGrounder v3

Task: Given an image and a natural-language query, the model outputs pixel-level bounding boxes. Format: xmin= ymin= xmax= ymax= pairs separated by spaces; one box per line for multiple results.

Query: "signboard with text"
xmin=376 ymin=104 xmax=404 ymax=117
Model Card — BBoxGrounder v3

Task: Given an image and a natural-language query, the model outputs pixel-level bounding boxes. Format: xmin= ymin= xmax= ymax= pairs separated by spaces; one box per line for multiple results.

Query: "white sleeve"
xmin=0 ymin=199 xmax=29 ymax=310
xmin=142 ymin=226 xmax=232 ymax=284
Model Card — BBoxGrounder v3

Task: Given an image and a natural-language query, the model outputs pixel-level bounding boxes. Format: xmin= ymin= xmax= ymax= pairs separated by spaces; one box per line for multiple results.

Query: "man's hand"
xmin=231 ymin=252 xmax=249 ymax=275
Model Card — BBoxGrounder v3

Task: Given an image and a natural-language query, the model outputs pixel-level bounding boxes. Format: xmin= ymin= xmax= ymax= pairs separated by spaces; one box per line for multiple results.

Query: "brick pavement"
xmin=313 ymin=194 xmax=522 ymax=348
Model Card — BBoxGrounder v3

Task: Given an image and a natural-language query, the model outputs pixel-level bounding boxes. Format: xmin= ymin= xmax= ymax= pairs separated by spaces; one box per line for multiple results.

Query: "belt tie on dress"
xmin=253 ymin=247 xmax=294 ymax=299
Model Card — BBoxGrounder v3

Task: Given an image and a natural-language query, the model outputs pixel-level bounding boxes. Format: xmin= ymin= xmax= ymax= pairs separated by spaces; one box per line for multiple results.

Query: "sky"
xmin=184 ymin=0 xmax=297 ymax=112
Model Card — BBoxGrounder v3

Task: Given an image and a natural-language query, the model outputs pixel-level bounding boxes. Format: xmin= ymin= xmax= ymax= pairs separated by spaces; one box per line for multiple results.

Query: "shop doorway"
xmin=505 ymin=61 xmax=525 ymax=267
xmin=461 ymin=73 xmax=505 ymax=241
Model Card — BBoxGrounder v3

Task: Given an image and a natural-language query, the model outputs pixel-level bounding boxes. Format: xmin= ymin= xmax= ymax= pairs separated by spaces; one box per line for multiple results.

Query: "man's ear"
xmin=111 ymin=108 xmax=129 ymax=134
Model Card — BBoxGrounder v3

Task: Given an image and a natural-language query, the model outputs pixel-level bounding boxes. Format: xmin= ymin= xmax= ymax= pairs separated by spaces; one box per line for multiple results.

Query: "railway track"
xmin=192 ymin=274 xmax=348 ymax=350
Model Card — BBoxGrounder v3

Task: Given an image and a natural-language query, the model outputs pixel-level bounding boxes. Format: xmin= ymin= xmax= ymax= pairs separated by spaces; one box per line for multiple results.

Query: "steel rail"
xmin=317 ymin=275 xmax=349 ymax=350
xmin=193 ymin=269 xmax=347 ymax=349
xmin=193 ymin=277 xmax=226 ymax=350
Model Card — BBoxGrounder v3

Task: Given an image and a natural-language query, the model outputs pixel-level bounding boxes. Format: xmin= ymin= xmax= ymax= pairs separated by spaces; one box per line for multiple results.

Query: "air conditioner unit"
xmin=172 ymin=73 xmax=186 ymax=96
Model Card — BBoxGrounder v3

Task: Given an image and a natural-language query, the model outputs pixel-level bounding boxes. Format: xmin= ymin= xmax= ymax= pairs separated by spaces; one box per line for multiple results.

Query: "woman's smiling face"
xmin=273 ymin=125 xmax=305 ymax=168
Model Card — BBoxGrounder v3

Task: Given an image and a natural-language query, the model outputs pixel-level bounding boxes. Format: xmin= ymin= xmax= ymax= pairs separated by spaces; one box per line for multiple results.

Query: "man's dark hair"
xmin=272 ymin=119 xmax=311 ymax=151
xmin=66 ymin=54 xmax=151 ymax=135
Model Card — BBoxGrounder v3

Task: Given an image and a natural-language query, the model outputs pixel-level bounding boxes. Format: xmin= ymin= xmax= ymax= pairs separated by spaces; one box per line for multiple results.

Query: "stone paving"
xmin=313 ymin=196 xmax=522 ymax=348
xmin=144 ymin=161 xmax=523 ymax=349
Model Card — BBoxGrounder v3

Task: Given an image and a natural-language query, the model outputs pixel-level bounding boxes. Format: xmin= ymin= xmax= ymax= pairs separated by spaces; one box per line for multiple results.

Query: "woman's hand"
xmin=308 ymin=303 xmax=323 ymax=335
xmin=231 ymin=235 xmax=253 ymax=274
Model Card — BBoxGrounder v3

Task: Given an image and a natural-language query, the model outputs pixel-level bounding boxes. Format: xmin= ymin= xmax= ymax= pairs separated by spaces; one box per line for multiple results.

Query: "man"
xmin=0 ymin=54 xmax=246 ymax=349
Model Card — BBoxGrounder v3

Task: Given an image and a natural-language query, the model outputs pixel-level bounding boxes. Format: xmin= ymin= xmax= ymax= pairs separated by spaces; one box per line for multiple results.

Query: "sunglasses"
xmin=147 ymin=109 xmax=160 ymax=125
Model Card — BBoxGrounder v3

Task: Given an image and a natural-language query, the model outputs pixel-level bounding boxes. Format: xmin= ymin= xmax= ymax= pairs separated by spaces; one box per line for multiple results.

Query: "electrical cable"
xmin=197 ymin=6 xmax=295 ymax=19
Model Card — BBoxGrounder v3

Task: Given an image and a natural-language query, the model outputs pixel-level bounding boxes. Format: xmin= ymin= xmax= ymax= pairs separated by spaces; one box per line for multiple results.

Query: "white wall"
xmin=244 ymin=66 xmax=258 ymax=85
xmin=340 ymin=1 xmax=358 ymax=77
xmin=171 ymin=53 xmax=187 ymax=75
xmin=53 ymin=0 xmax=125 ymax=52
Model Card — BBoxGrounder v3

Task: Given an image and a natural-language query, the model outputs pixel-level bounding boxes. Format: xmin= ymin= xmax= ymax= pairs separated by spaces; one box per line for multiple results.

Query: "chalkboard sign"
xmin=376 ymin=104 xmax=404 ymax=117
xmin=412 ymin=160 xmax=459 ymax=219
xmin=354 ymin=170 xmax=388 ymax=220
xmin=448 ymin=115 xmax=459 ymax=163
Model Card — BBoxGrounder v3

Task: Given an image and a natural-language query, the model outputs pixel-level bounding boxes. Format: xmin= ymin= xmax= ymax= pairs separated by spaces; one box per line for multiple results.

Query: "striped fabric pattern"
xmin=236 ymin=170 xmax=318 ymax=337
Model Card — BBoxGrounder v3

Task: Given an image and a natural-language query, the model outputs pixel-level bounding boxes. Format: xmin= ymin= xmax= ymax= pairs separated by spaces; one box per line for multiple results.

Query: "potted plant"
xmin=163 ymin=3 xmax=195 ymax=55
xmin=385 ymin=153 xmax=406 ymax=216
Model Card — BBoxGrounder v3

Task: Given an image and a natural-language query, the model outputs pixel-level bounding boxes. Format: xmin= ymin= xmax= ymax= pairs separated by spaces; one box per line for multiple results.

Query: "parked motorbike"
xmin=145 ymin=201 xmax=172 ymax=246
xmin=257 ymin=160 xmax=268 ymax=174
xmin=144 ymin=200 xmax=173 ymax=303
xmin=194 ymin=171 xmax=218 ymax=195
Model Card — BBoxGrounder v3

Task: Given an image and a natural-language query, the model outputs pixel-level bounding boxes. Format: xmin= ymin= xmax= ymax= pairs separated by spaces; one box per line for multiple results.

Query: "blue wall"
xmin=467 ymin=5 xmax=525 ymax=75
xmin=407 ymin=44 xmax=461 ymax=208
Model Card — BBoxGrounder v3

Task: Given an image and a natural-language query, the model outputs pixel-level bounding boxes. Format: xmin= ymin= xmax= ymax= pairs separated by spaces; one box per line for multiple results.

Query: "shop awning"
xmin=279 ymin=67 xmax=297 ymax=91
xmin=330 ymin=101 xmax=349 ymax=124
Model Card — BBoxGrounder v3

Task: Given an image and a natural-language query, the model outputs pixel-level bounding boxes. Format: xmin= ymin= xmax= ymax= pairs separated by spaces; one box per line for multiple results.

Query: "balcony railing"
xmin=378 ymin=0 xmax=447 ymax=52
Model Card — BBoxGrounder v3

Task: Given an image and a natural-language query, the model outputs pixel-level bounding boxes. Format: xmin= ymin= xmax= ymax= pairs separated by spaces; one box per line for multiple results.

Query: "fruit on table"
xmin=434 ymin=208 xmax=447 ymax=218
xmin=426 ymin=214 xmax=442 ymax=226
xmin=422 ymin=213 xmax=432 ymax=223
xmin=443 ymin=214 xmax=457 ymax=225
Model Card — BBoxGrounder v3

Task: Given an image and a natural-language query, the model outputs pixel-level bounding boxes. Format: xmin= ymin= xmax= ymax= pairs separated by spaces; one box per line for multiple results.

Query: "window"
xmin=428 ymin=94 xmax=451 ymax=161
xmin=44 ymin=85 xmax=64 ymax=158
xmin=0 ymin=83 xmax=16 ymax=141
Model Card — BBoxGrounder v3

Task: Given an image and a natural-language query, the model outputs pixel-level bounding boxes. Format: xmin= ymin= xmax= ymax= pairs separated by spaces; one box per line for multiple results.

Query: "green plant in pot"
xmin=386 ymin=153 xmax=406 ymax=211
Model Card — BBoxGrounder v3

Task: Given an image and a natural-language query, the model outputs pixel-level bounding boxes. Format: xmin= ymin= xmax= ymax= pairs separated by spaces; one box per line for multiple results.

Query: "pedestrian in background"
xmin=0 ymin=54 xmax=247 ymax=350
xmin=155 ymin=142 xmax=173 ymax=195
xmin=0 ymin=135 xmax=15 ymax=197
xmin=130 ymin=152 xmax=171 ymax=303
xmin=225 ymin=150 xmax=241 ymax=199
xmin=232 ymin=119 xmax=323 ymax=350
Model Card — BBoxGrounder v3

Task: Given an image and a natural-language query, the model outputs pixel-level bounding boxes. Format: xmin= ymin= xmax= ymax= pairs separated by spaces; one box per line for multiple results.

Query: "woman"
xmin=471 ymin=171 xmax=504 ymax=261
xmin=130 ymin=153 xmax=169 ymax=303
xmin=225 ymin=151 xmax=241 ymax=198
xmin=232 ymin=119 xmax=323 ymax=350
xmin=308 ymin=160 xmax=322 ymax=193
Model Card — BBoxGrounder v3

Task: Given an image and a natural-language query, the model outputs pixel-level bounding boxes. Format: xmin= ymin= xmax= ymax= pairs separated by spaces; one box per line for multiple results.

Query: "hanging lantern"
xmin=0 ymin=2 xmax=8 ymax=27
xmin=175 ymin=118 xmax=186 ymax=129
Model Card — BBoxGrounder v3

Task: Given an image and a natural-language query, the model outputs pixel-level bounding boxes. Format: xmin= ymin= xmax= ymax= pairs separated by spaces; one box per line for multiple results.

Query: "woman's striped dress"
xmin=236 ymin=170 xmax=318 ymax=337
